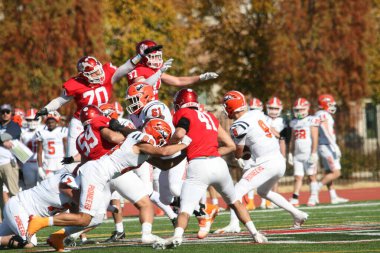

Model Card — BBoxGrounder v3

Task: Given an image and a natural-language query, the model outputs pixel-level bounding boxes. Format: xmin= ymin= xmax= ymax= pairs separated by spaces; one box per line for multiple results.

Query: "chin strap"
xmin=8 ymin=235 xmax=28 ymax=248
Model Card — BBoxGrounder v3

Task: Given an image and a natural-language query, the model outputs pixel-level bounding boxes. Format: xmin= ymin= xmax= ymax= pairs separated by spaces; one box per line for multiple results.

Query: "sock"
xmin=292 ymin=193 xmax=299 ymax=199
xmin=230 ymin=209 xmax=239 ymax=226
xmin=63 ymin=227 xmax=85 ymax=239
xmin=247 ymin=190 xmax=254 ymax=200
xmin=200 ymin=192 xmax=207 ymax=205
xmin=265 ymin=191 xmax=301 ymax=216
xmin=174 ymin=227 xmax=184 ymax=238
xmin=150 ymin=191 xmax=177 ymax=219
xmin=245 ymin=221 xmax=258 ymax=236
xmin=115 ymin=222 xmax=124 ymax=233
xmin=212 ymin=198 xmax=219 ymax=205
xmin=329 ymin=189 xmax=337 ymax=199
xmin=48 ymin=217 xmax=54 ymax=226
xmin=310 ymin=181 xmax=319 ymax=196
xmin=317 ymin=182 xmax=323 ymax=190
xmin=81 ymin=237 xmax=87 ymax=242
xmin=142 ymin=222 xmax=152 ymax=235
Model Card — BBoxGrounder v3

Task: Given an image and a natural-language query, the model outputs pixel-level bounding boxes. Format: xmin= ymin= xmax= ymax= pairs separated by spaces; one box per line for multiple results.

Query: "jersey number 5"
xmin=196 ymin=111 xmax=217 ymax=131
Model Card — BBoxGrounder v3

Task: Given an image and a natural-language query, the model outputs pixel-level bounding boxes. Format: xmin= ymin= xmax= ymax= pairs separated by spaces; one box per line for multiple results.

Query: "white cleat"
xmin=142 ymin=234 xmax=163 ymax=244
xmin=293 ymin=211 xmax=309 ymax=229
xmin=152 ymin=236 xmax=183 ymax=250
xmin=253 ymin=232 xmax=268 ymax=243
xmin=307 ymin=196 xmax=319 ymax=207
xmin=289 ymin=198 xmax=300 ymax=207
xmin=214 ymin=224 xmax=241 ymax=234
xmin=331 ymin=197 xmax=349 ymax=204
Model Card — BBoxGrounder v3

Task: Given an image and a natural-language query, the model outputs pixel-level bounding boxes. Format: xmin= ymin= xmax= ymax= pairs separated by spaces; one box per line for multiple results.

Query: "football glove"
xmin=38 ymin=167 xmax=47 ymax=180
xmin=35 ymin=108 xmax=48 ymax=120
xmin=160 ymin=58 xmax=173 ymax=73
xmin=307 ymin=153 xmax=318 ymax=165
xmin=288 ymin=153 xmax=294 ymax=166
xmin=199 ymin=72 xmax=219 ymax=81
xmin=61 ymin=156 xmax=74 ymax=165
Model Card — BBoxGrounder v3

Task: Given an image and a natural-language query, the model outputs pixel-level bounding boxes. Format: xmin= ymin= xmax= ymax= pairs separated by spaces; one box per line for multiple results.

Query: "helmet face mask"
xmin=77 ymin=56 xmax=105 ymax=85
xmin=266 ymin=97 xmax=283 ymax=118
xmin=318 ymin=94 xmax=337 ymax=114
xmin=293 ymin=108 xmax=309 ymax=119
xmin=136 ymin=40 xmax=163 ymax=69
xmin=249 ymin=98 xmax=263 ymax=111
xmin=125 ymin=82 xmax=154 ymax=115
xmin=100 ymin=103 xmax=118 ymax=120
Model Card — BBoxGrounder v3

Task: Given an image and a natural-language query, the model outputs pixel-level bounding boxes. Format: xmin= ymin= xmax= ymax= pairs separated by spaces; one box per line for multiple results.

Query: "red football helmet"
xmin=249 ymin=97 xmax=263 ymax=111
xmin=125 ymin=82 xmax=155 ymax=115
xmin=136 ymin=40 xmax=163 ymax=69
xmin=222 ymin=91 xmax=247 ymax=119
xmin=80 ymin=105 xmax=103 ymax=126
xmin=46 ymin=111 xmax=61 ymax=123
xmin=318 ymin=94 xmax=336 ymax=114
xmin=76 ymin=56 xmax=105 ymax=85
xmin=25 ymin=108 xmax=40 ymax=130
xmin=266 ymin=97 xmax=283 ymax=118
xmin=293 ymin=98 xmax=310 ymax=119
xmin=173 ymin=88 xmax=199 ymax=112
xmin=143 ymin=118 xmax=172 ymax=147
xmin=99 ymin=103 xmax=118 ymax=120
xmin=114 ymin=101 xmax=124 ymax=118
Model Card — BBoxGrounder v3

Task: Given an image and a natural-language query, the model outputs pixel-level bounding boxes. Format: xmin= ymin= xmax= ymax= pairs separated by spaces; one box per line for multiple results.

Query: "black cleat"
xmin=104 ymin=231 xmax=126 ymax=243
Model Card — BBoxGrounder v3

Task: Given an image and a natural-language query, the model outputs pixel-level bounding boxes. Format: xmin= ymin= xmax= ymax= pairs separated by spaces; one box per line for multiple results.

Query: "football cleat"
xmin=253 ymin=232 xmax=268 ymax=243
xmin=197 ymin=204 xmax=219 ymax=239
xmin=142 ymin=234 xmax=163 ymax=244
xmin=63 ymin=236 xmax=76 ymax=247
xmin=292 ymin=211 xmax=309 ymax=229
xmin=307 ymin=195 xmax=319 ymax=207
xmin=104 ymin=231 xmax=126 ymax=243
xmin=47 ymin=231 xmax=66 ymax=252
xmin=289 ymin=198 xmax=300 ymax=207
xmin=27 ymin=216 xmax=49 ymax=236
xmin=331 ymin=197 xmax=349 ymax=204
xmin=152 ymin=236 xmax=183 ymax=250
xmin=214 ymin=223 xmax=241 ymax=234
xmin=79 ymin=239 xmax=98 ymax=245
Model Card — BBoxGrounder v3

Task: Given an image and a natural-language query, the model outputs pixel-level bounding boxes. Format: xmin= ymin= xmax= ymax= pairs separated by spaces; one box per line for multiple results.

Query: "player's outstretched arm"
xmin=136 ymin=140 xmax=189 ymax=157
xmin=100 ymin=127 xmax=125 ymax=144
xmin=217 ymin=125 xmax=236 ymax=156
xmin=147 ymin=152 xmax=187 ymax=170
xmin=161 ymin=71 xmax=218 ymax=87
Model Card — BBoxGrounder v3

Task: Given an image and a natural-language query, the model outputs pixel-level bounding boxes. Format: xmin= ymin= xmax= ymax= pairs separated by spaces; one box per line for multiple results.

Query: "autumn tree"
xmin=0 ymin=0 xmax=107 ymax=115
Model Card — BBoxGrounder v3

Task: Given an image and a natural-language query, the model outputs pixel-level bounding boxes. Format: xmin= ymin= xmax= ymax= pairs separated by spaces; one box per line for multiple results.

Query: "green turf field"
xmin=16 ymin=201 xmax=380 ymax=252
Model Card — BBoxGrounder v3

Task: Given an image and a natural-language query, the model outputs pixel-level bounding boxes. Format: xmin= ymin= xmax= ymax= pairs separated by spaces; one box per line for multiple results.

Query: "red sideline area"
xmin=110 ymin=187 xmax=380 ymax=217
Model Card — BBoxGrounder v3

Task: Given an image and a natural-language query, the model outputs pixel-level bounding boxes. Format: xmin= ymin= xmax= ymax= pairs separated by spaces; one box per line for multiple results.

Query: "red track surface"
xmin=114 ymin=187 xmax=380 ymax=217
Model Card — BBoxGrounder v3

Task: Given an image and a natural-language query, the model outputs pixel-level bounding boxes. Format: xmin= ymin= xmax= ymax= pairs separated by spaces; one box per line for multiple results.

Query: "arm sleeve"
xmin=44 ymin=92 xmax=73 ymax=112
xmin=111 ymin=59 xmax=135 ymax=84
xmin=176 ymin=117 xmax=190 ymax=132
xmin=144 ymin=70 xmax=162 ymax=86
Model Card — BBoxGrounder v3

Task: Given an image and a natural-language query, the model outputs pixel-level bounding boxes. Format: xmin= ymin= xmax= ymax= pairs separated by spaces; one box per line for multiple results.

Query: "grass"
xmin=13 ymin=201 xmax=380 ymax=252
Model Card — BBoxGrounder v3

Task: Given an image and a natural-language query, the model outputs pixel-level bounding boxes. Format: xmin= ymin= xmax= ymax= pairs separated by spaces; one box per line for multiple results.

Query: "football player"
xmin=20 ymin=108 xmax=42 ymax=189
xmin=27 ymin=118 xmax=190 ymax=251
xmin=288 ymin=98 xmax=320 ymax=207
xmin=36 ymin=111 xmax=67 ymax=179
xmin=34 ymin=47 xmax=170 ymax=173
xmin=127 ymin=40 xmax=218 ymax=100
xmin=153 ymin=89 xmax=267 ymax=249
xmin=315 ymin=94 xmax=348 ymax=204
xmin=214 ymin=91 xmax=308 ymax=234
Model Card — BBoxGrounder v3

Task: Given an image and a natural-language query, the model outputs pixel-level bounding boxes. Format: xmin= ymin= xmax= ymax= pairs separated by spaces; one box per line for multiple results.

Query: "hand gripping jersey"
xmin=289 ymin=116 xmax=320 ymax=160
xmin=173 ymin=108 xmax=220 ymax=160
xmin=127 ymin=64 xmax=161 ymax=100
xmin=63 ymin=63 xmax=117 ymax=118
xmin=129 ymin=100 xmax=174 ymax=131
xmin=36 ymin=127 xmax=67 ymax=159
xmin=230 ymin=110 xmax=281 ymax=165
xmin=17 ymin=173 xmax=74 ymax=216
xmin=97 ymin=131 xmax=152 ymax=179
xmin=315 ymin=110 xmax=336 ymax=145
xmin=76 ymin=116 xmax=116 ymax=160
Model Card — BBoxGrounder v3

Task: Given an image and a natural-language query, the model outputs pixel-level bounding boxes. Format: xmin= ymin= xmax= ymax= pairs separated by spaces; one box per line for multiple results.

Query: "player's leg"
xmin=289 ymin=159 xmax=305 ymax=207
xmin=65 ymin=117 xmax=83 ymax=173
xmin=306 ymin=161 xmax=319 ymax=206
xmin=104 ymin=190 xmax=125 ymax=242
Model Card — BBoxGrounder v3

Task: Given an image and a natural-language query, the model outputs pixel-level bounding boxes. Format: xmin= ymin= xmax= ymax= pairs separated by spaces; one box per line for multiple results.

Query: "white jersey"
xmin=36 ymin=126 xmax=67 ymax=159
xmin=17 ymin=173 xmax=74 ymax=216
xmin=98 ymin=131 xmax=152 ymax=179
xmin=289 ymin=116 xmax=320 ymax=160
xmin=315 ymin=110 xmax=336 ymax=145
xmin=230 ymin=110 xmax=281 ymax=166
xmin=118 ymin=117 xmax=136 ymax=128
xmin=265 ymin=115 xmax=286 ymax=134
xmin=129 ymin=100 xmax=174 ymax=131
xmin=21 ymin=130 xmax=38 ymax=162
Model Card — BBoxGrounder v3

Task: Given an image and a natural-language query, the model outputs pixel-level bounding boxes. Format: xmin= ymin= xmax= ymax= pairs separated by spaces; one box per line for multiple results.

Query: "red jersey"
xmin=76 ymin=116 xmax=116 ymax=161
xmin=63 ymin=63 xmax=116 ymax=118
xmin=127 ymin=63 xmax=161 ymax=100
xmin=173 ymin=108 xmax=220 ymax=160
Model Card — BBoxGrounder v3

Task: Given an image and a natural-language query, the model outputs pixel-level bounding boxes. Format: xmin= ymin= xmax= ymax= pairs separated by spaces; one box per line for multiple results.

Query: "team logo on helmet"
xmin=223 ymin=95 xmax=234 ymax=102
